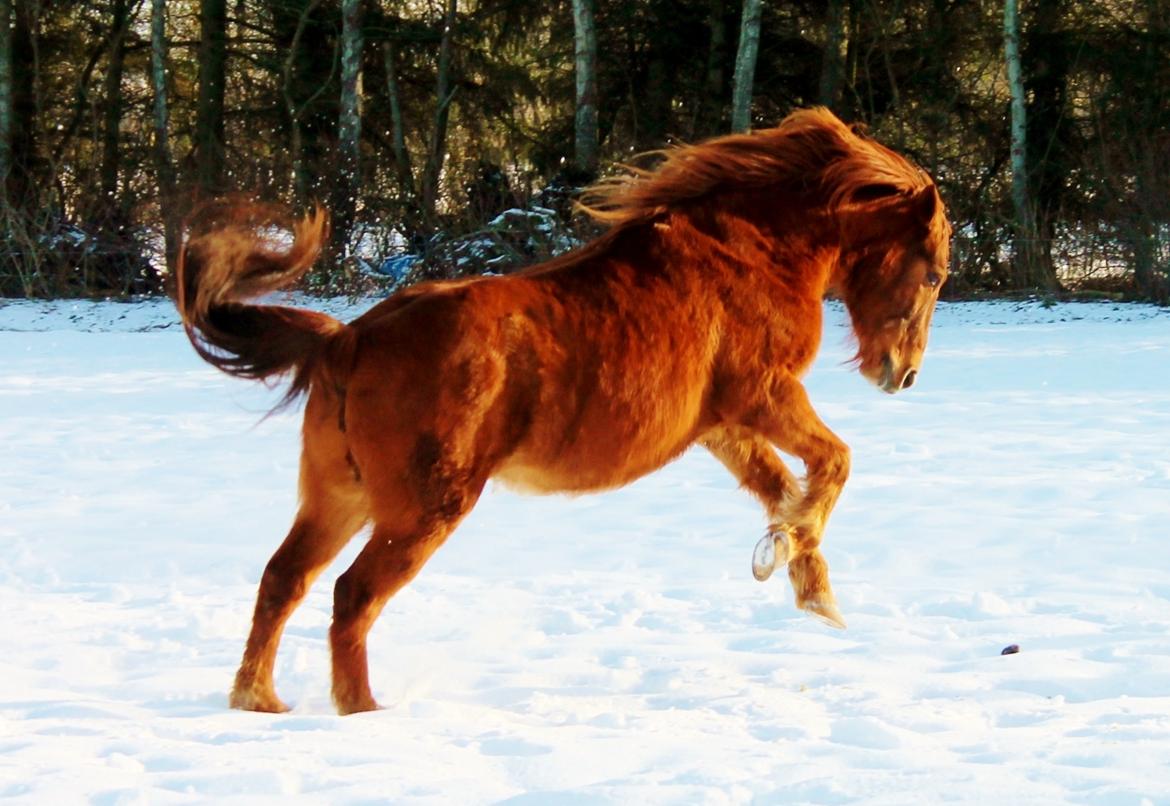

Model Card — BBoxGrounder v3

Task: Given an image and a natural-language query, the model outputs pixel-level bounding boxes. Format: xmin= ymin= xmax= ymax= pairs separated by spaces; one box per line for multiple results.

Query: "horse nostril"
xmin=901 ymin=369 xmax=917 ymax=390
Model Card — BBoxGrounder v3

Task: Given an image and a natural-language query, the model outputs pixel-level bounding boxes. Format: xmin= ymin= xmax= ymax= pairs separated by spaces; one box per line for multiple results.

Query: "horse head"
xmin=834 ymin=182 xmax=951 ymax=394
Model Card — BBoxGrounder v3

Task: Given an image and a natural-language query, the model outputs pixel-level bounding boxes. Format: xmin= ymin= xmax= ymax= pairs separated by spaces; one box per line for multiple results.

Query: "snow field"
xmin=1 ymin=297 xmax=1169 ymax=804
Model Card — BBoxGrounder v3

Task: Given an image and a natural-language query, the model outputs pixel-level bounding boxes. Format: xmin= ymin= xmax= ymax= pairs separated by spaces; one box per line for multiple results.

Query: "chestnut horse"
xmin=176 ymin=108 xmax=950 ymax=715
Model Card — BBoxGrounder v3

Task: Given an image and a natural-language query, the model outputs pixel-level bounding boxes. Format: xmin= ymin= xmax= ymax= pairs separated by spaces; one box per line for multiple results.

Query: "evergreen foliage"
xmin=0 ymin=0 xmax=1166 ymax=299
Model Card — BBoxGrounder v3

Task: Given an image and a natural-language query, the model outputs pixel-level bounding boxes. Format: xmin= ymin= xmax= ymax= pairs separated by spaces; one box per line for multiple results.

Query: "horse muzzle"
xmin=879 ymin=355 xmax=918 ymax=394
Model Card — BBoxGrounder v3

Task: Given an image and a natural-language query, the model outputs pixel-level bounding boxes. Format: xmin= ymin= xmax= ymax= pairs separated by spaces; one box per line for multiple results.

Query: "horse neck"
xmin=682 ymin=189 xmax=841 ymax=296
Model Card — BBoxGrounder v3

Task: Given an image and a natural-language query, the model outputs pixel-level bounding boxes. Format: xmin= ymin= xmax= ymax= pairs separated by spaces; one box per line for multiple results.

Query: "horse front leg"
xmin=702 ymin=425 xmax=803 ymax=581
xmin=740 ymin=376 xmax=851 ymax=628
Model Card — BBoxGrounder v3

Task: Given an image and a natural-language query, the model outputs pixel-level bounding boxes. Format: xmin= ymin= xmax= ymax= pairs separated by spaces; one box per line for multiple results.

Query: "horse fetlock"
xmin=334 ymin=693 xmax=380 ymax=716
xmin=331 ymin=678 xmax=380 ymax=715
xmin=229 ymin=678 xmax=290 ymax=713
xmin=788 ymin=550 xmax=845 ymax=628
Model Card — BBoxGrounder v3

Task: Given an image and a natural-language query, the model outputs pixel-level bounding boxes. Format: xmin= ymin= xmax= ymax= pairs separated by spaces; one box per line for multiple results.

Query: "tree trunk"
xmin=818 ymin=0 xmax=847 ymax=112
xmin=279 ymin=0 xmax=323 ymax=204
xmin=1021 ymin=0 xmax=1064 ymax=290
xmin=9 ymin=0 xmax=37 ymax=204
xmin=694 ymin=0 xmax=726 ymax=137
xmin=572 ymin=0 xmax=598 ymax=177
xmin=150 ymin=0 xmax=178 ymax=269
xmin=333 ymin=0 xmax=363 ymax=255
xmin=421 ymin=0 xmax=457 ymax=226
xmin=730 ymin=0 xmax=762 ymax=133
xmin=638 ymin=52 xmax=672 ymax=149
xmin=1004 ymin=0 xmax=1038 ymax=288
xmin=1132 ymin=0 xmax=1166 ymax=301
xmin=196 ymin=0 xmax=228 ymax=195
xmin=100 ymin=0 xmax=130 ymax=206
xmin=0 ymin=0 xmax=12 ymax=199
xmin=382 ymin=40 xmax=417 ymax=205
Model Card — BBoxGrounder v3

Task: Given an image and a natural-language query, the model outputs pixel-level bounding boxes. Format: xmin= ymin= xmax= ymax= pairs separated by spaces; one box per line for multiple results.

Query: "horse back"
xmin=340 ymin=238 xmax=726 ymax=496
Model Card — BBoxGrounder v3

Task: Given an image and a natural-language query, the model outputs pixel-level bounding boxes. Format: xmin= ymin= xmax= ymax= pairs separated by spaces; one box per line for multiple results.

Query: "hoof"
xmin=335 ymin=698 xmax=382 ymax=716
xmin=801 ymin=595 xmax=847 ymax=630
xmin=332 ymin=682 xmax=381 ymax=715
xmin=229 ymin=686 xmax=290 ymax=713
xmin=751 ymin=527 xmax=790 ymax=581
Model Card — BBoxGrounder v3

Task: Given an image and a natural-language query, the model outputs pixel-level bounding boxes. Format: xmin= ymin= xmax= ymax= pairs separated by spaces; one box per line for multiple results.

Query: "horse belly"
xmin=493 ymin=446 xmax=689 ymax=495
xmin=494 ymin=384 xmax=707 ymax=495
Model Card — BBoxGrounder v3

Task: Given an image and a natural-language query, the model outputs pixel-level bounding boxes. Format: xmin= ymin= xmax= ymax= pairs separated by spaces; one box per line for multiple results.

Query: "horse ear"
xmin=848 ymin=183 xmax=938 ymax=218
xmin=839 ymin=185 xmax=939 ymax=251
xmin=910 ymin=185 xmax=938 ymax=225
xmin=849 ymin=183 xmax=902 ymax=203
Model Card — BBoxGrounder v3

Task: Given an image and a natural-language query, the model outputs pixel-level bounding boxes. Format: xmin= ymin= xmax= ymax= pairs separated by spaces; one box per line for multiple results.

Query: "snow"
xmin=2 ymin=296 xmax=1170 ymax=804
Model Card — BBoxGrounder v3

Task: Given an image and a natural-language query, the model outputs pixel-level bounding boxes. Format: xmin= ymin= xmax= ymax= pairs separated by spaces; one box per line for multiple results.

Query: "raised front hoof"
xmin=229 ymin=685 xmax=291 ymax=714
xmin=800 ymin=595 xmax=847 ymax=630
xmin=751 ymin=527 xmax=790 ymax=582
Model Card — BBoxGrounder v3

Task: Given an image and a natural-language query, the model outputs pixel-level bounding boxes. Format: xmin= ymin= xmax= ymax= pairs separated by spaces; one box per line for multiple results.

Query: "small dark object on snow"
xmin=1001 ymin=644 xmax=1020 ymax=655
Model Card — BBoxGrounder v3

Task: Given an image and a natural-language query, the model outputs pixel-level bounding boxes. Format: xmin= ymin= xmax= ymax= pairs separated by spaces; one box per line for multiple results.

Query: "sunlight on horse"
xmin=175 ymin=107 xmax=951 ymax=715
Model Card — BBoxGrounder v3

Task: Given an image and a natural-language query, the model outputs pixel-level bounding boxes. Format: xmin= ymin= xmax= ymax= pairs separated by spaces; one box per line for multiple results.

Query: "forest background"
xmin=0 ymin=0 xmax=1166 ymax=301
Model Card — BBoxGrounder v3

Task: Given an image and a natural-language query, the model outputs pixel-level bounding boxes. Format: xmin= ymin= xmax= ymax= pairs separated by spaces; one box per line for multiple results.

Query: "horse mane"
xmin=577 ymin=107 xmax=933 ymax=227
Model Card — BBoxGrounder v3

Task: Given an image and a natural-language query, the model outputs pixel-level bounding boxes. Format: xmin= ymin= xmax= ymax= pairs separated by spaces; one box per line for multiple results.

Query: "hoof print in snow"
xmin=1000 ymin=644 xmax=1020 ymax=655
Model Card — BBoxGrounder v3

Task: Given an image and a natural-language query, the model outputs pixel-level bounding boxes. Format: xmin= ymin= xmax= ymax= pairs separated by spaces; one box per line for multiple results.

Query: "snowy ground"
xmin=2 ymin=296 xmax=1170 ymax=805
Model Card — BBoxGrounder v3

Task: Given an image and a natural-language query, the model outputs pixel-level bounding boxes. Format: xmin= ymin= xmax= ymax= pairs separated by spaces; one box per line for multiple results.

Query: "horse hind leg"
xmin=230 ymin=395 xmax=368 ymax=712
xmin=328 ymin=447 xmax=487 ymax=715
xmin=230 ymin=509 xmax=362 ymax=712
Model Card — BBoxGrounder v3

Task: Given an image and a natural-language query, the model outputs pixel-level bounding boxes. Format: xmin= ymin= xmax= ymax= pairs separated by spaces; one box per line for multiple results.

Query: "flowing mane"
xmin=578 ymin=107 xmax=934 ymax=226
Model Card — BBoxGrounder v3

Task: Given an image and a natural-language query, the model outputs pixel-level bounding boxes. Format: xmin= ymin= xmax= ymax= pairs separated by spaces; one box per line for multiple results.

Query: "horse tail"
xmin=175 ymin=203 xmax=356 ymax=410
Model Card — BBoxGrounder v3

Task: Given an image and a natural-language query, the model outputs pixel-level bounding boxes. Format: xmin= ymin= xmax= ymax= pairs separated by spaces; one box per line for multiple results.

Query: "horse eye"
xmin=925 ymin=271 xmax=942 ymax=288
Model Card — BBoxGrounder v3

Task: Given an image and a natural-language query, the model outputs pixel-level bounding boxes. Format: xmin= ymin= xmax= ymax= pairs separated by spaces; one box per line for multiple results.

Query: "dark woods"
xmin=0 ymin=0 xmax=1167 ymax=300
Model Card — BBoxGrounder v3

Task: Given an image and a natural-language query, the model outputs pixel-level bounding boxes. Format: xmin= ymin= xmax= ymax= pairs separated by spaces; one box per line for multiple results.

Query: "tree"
xmin=1020 ymin=0 xmax=1065 ymax=290
xmin=150 ymin=0 xmax=178 ymax=267
xmin=9 ymin=0 xmax=37 ymax=204
xmin=1129 ymin=0 xmax=1169 ymax=299
xmin=818 ymin=0 xmax=847 ymax=111
xmin=196 ymin=0 xmax=228 ymax=195
xmin=1005 ymin=0 xmax=1054 ymax=289
xmin=695 ymin=0 xmax=728 ymax=137
xmin=572 ymin=0 xmax=598 ymax=177
xmin=279 ymin=0 xmax=326 ymax=204
xmin=1005 ymin=0 xmax=1034 ymax=287
xmin=333 ymin=0 xmax=363 ymax=254
xmin=730 ymin=0 xmax=762 ymax=132
xmin=421 ymin=0 xmax=458 ymax=226
xmin=382 ymin=39 xmax=416 ymax=210
xmin=100 ymin=0 xmax=132 ymax=208
xmin=0 ymin=0 xmax=12 ymax=199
